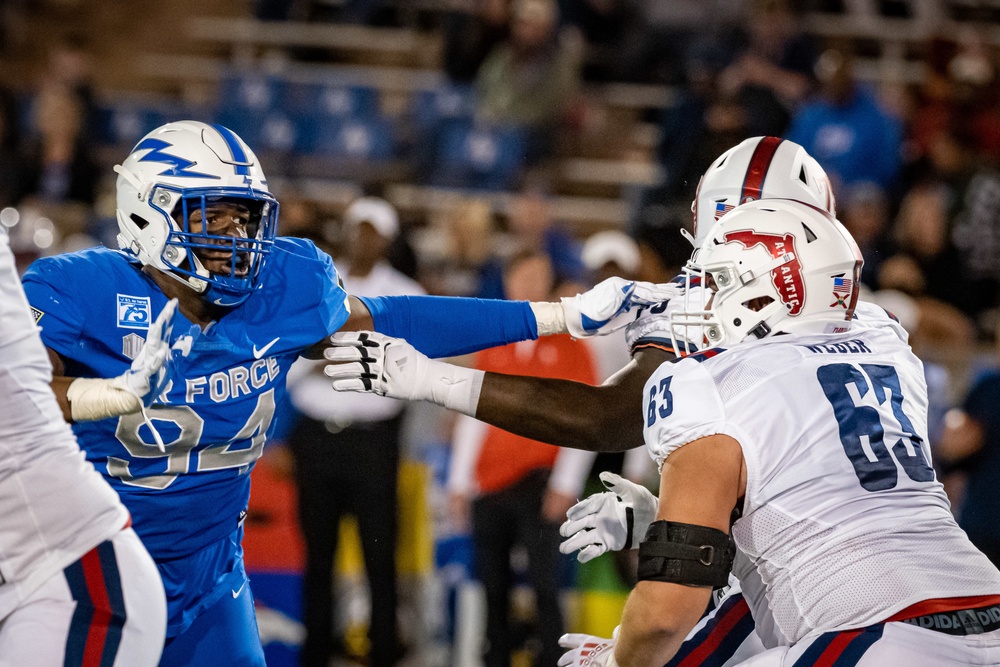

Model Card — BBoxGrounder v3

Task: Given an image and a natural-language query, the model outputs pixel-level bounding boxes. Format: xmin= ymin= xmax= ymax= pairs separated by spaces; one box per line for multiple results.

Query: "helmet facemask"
xmin=167 ymin=192 xmax=278 ymax=306
xmin=672 ymin=247 xmax=793 ymax=352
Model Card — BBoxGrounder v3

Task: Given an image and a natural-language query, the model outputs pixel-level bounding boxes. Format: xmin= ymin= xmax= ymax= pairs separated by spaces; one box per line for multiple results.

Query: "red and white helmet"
xmin=692 ymin=137 xmax=836 ymax=244
xmin=672 ymin=199 xmax=862 ymax=351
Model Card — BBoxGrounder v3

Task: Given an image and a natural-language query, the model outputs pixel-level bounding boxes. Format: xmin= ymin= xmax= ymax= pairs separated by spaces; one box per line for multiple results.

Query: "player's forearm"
xmin=475 ymin=374 xmax=642 ymax=451
xmin=615 ymin=582 xmax=707 ymax=666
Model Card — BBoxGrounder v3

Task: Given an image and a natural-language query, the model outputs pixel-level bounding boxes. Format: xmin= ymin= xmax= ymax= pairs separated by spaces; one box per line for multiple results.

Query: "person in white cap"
xmin=286 ymin=196 xmax=424 ymax=666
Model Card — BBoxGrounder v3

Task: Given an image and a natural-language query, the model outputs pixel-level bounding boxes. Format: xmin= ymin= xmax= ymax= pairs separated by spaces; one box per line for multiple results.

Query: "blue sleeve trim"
xmin=359 ymin=295 xmax=538 ymax=358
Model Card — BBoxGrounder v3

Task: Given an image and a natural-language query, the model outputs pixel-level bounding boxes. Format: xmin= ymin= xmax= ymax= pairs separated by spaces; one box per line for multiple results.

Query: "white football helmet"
xmin=671 ymin=199 xmax=862 ymax=351
xmin=115 ymin=120 xmax=278 ymax=307
xmin=692 ymin=137 xmax=836 ymax=244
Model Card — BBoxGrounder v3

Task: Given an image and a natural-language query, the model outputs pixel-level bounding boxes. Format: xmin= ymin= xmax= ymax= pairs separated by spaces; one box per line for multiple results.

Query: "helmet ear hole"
xmin=742 ymin=296 xmax=775 ymax=312
xmin=130 ymin=214 xmax=150 ymax=230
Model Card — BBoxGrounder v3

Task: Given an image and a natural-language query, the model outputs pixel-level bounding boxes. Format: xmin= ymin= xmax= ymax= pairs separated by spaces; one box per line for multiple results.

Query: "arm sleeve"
xmin=359 ymin=295 xmax=538 ymax=359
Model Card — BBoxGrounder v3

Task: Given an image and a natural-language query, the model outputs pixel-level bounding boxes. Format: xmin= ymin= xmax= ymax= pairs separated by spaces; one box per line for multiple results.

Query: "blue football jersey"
xmin=22 ymin=237 xmax=349 ymax=560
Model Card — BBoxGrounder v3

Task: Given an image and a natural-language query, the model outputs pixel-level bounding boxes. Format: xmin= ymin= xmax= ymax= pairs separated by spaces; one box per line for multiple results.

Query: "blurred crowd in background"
xmin=4 ymin=0 xmax=1000 ymax=664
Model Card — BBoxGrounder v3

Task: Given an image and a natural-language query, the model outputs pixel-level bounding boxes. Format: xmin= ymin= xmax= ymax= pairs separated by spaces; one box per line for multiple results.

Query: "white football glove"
xmin=324 ymin=331 xmax=484 ymax=416
xmin=111 ymin=298 xmax=178 ymax=406
xmin=66 ymin=299 xmax=177 ymax=451
xmin=558 ymin=277 xmax=680 ymax=338
xmin=558 ymin=628 xmax=619 ymax=667
xmin=559 ymin=471 xmax=658 ymax=563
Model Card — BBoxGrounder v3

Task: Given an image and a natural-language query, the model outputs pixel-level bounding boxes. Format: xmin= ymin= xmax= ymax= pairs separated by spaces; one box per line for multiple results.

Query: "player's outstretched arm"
xmin=333 ymin=277 xmax=677 ymax=359
xmin=50 ymin=299 xmax=177 ymax=423
xmin=475 ymin=348 xmax=667 ymax=450
xmin=325 ymin=332 xmax=671 ymax=451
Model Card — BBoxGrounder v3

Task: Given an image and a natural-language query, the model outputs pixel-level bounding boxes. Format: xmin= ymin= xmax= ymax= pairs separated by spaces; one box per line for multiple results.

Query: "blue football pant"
xmin=158 ymin=570 xmax=264 ymax=667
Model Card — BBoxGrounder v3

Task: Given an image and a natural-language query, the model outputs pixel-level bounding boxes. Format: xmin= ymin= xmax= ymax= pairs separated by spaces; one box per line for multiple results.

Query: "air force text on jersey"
xmin=184 ymin=357 xmax=280 ymax=403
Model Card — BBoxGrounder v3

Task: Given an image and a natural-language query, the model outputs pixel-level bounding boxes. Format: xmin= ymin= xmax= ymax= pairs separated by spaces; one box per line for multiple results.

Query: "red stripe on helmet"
xmin=740 ymin=136 xmax=783 ymax=204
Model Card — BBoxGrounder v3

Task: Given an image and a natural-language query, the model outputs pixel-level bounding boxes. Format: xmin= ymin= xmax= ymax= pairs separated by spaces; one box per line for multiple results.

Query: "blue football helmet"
xmin=115 ymin=121 xmax=278 ymax=307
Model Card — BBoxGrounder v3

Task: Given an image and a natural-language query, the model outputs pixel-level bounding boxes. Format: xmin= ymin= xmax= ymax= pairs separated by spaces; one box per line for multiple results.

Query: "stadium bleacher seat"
xmin=286 ymin=83 xmax=380 ymax=120
xmin=93 ymin=105 xmax=173 ymax=147
xmin=429 ymin=120 xmax=526 ymax=191
xmin=296 ymin=113 xmax=395 ymax=159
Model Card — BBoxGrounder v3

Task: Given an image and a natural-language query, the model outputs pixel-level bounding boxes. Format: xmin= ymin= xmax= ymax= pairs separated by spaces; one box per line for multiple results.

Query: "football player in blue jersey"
xmin=21 ymin=120 xmax=671 ymax=667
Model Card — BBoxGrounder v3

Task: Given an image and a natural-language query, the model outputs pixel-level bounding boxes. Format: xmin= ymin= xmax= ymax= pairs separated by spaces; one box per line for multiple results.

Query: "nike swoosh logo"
xmin=253 ymin=337 xmax=280 ymax=359
xmin=232 ymin=580 xmax=247 ymax=598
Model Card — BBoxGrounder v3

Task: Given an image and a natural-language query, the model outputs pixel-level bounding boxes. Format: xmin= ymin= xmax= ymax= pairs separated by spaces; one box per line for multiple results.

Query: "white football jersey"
xmin=0 ymin=233 xmax=129 ymax=620
xmin=643 ymin=326 xmax=1000 ymax=644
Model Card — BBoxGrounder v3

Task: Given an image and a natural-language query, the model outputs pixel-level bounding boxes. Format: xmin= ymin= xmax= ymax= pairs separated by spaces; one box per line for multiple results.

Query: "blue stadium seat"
xmin=218 ymin=73 xmax=286 ymax=114
xmin=430 ymin=121 xmax=526 ymax=191
xmin=213 ymin=73 xmax=291 ymax=150
xmin=284 ymin=83 xmax=379 ymax=120
xmin=410 ymin=84 xmax=475 ymax=134
xmin=92 ymin=105 xmax=172 ymax=147
xmin=300 ymin=115 xmax=396 ymax=159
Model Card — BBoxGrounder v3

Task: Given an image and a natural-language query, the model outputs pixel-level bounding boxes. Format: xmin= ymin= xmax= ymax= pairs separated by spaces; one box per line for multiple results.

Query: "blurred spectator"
xmin=557 ymin=0 xmax=638 ymax=82
xmin=946 ymin=139 xmax=1000 ymax=328
xmin=611 ymin=0 xmax=742 ymax=85
xmin=413 ymin=197 xmax=496 ymax=296
xmin=475 ymin=0 xmax=583 ymax=160
xmin=786 ymin=47 xmax=902 ymax=191
xmin=287 ymin=197 xmax=425 ymax=667
xmin=938 ymin=328 xmax=1000 ymax=568
xmin=839 ymin=182 xmax=893 ymax=288
xmin=878 ymin=185 xmax=977 ymax=349
xmin=477 ymin=186 xmax=584 ymax=298
xmin=276 ymin=193 xmax=321 ymax=238
xmin=581 ymin=229 xmax=639 ymax=284
xmin=718 ymin=0 xmax=817 ymax=138
xmin=633 ymin=205 xmax=693 ymax=284
xmin=22 ymin=83 xmax=97 ymax=205
xmin=46 ymin=38 xmax=94 ymax=122
xmin=580 ymin=229 xmax=639 ymax=380
xmin=909 ymin=34 xmax=1000 ymax=166
xmin=448 ymin=251 xmax=597 ymax=667
xmin=880 ymin=185 xmax=962 ymax=306
xmin=0 ymin=88 xmax=26 ymax=208
xmin=443 ymin=0 xmax=512 ymax=83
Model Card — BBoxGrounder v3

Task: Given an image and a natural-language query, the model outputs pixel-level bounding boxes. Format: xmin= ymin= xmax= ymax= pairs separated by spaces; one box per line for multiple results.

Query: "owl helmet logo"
xmin=722 ymin=229 xmax=804 ymax=316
